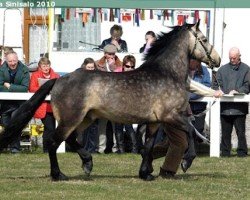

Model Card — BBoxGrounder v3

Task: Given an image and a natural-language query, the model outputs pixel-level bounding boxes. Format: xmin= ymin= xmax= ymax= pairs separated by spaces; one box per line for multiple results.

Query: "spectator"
xmin=181 ymin=59 xmax=211 ymax=172
xmin=79 ymin=57 xmax=99 ymax=153
xmin=139 ymin=31 xmax=156 ymax=54
xmin=81 ymin=57 xmax=97 ymax=70
xmin=99 ymin=24 xmax=128 ymax=53
xmin=189 ymin=59 xmax=211 ymax=139
xmin=213 ymin=47 xmax=249 ymax=157
xmin=29 ymin=57 xmax=60 ymax=153
xmin=114 ymin=55 xmax=138 ymax=154
xmin=96 ymin=44 xmax=122 ymax=72
xmin=0 ymin=51 xmax=30 ymax=153
xmin=95 ymin=45 xmax=122 ymax=153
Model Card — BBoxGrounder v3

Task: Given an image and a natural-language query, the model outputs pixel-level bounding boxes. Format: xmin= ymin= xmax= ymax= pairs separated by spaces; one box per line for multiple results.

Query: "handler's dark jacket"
xmin=213 ymin=62 xmax=250 ymax=115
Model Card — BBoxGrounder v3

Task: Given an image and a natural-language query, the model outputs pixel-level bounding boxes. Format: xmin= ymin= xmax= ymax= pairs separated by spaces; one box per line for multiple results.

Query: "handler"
xmin=152 ymin=77 xmax=223 ymax=177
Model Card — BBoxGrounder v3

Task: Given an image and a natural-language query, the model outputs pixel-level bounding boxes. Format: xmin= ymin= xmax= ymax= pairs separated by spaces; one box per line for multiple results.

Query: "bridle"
xmin=189 ymin=28 xmax=216 ymax=70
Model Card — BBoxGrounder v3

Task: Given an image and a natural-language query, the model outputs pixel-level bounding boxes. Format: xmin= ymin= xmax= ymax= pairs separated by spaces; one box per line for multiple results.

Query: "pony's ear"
xmin=195 ymin=19 xmax=200 ymax=29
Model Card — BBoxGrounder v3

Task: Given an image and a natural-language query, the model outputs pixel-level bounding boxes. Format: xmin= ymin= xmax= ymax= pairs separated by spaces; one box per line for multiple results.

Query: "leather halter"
xmin=189 ymin=28 xmax=216 ymax=69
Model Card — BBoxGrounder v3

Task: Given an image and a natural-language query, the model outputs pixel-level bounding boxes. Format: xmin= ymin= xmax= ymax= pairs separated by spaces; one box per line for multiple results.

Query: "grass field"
xmin=0 ymin=151 xmax=249 ymax=200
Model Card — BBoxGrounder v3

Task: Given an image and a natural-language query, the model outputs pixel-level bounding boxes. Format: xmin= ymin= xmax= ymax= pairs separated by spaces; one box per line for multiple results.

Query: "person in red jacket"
xmin=29 ymin=57 xmax=60 ymax=152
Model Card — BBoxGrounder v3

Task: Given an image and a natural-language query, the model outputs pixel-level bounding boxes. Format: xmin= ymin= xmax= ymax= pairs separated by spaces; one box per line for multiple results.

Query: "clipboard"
xmin=38 ymin=78 xmax=49 ymax=86
xmin=233 ymin=93 xmax=245 ymax=96
xmin=222 ymin=94 xmax=234 ymax=98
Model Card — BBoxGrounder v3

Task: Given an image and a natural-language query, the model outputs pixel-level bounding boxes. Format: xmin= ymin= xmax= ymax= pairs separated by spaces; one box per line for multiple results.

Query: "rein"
xmin=189 ymin=28 xmax=216 ymax=69
xmin=190 ymin=96 xmax=219 ymax=144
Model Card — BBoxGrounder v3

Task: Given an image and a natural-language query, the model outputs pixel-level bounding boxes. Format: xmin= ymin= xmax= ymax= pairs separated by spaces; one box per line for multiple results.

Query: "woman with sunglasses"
xmin=114 ymin=55 xmax=138 ymax=154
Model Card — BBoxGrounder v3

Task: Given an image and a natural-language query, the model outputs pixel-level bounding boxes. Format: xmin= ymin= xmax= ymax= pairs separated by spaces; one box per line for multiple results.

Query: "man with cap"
xmin=96 ymin=44 xmax=122 ymax=72
xmin=95 ymin=44 xmax=122 ymax=153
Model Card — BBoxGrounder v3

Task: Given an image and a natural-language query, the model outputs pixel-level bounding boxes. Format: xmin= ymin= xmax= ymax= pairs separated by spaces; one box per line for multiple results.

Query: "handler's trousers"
xmin=152 ymin=129 xmax=188 ymax=173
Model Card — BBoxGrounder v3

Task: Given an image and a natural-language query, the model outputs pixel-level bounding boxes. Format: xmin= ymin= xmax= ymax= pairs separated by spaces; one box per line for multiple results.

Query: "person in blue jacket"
xmin=181 ymin=59 xmax=211 ymax=172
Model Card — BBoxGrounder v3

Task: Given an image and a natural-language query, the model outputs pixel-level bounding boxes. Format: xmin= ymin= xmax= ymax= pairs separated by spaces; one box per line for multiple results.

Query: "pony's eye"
xmin=202 ymin=38 xmax=207 ymax=42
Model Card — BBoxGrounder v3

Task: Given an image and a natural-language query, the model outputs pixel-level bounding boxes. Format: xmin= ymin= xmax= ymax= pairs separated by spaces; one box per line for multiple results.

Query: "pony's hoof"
xmin=82 ymin=159 xmax=93 ymax=176
xmin=51 ymin=172 xmax=69 ymax=181
xmin=181 ymin=159 xmax=193 ymax=173
xmin=139 ymin=170 xmax=155 ymax=181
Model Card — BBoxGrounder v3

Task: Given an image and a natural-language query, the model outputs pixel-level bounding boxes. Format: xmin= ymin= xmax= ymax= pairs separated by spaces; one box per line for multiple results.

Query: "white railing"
xmin=1 ymin=92 xmax=249 ymax=157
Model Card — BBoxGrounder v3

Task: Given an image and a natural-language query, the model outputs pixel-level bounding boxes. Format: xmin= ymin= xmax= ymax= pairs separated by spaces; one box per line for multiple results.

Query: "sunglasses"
xmin=124 ymin=64 xmax=135 ymax=69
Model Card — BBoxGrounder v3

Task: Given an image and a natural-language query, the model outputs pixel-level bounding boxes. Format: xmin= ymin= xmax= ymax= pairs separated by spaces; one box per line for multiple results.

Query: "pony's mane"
xmin=144 ymin=23 xmax=193 ymax=63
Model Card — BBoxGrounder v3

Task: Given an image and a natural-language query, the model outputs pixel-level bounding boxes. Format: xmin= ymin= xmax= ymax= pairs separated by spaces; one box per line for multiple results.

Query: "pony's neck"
xmin=143 ymin=30 xmax=190 ymax=81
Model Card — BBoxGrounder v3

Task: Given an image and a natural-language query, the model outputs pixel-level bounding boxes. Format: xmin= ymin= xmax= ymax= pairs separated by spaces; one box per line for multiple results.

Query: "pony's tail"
xmin=0 ymin=78 xmax=57 ymax=149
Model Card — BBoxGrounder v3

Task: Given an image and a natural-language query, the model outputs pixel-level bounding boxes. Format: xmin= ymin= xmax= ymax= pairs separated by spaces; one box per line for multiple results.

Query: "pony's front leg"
xmin=139 ymin=123 xmax=160 ymax=181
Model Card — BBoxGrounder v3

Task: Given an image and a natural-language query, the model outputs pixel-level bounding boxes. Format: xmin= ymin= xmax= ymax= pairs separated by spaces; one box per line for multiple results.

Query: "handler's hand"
xmin=214 ymin=90 xmax=224 ymax=97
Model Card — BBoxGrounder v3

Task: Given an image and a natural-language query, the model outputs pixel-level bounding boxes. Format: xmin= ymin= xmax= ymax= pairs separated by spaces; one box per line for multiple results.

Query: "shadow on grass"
xmin=6 ymin=171 xmax=227 ymax=182
xmin=69 ymin=174 xmax=139 ymax=181
xmin=7 ymin=173 xmax=138 ymax=182
xmin=68 ymin=171 xmax=226 ymax=182
xmin=177 ymin=172 xmax=226 ymax=180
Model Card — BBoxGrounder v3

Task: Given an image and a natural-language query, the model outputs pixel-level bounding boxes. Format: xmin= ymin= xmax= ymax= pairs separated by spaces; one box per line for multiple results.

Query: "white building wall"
xmin=221 ymin=8 xmax=250 ymax=65
xmin=1 ymin=8 xmax=250 ymax=67
xmin=0 ymin=8 xmax=24 ymax=61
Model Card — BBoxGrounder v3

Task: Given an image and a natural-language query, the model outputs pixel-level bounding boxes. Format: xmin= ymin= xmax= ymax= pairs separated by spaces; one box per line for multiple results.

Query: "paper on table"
xmin=233 ymin=93 xmax=245 ymax=96
xmin=38 ymin=78 xmax=49 ymax=86
xmin=223 ymin=94 xmax=234 ymax=97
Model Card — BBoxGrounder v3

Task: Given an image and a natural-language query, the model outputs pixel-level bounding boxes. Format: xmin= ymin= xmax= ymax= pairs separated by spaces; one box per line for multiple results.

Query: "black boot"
xmin=129 ymin=130 xmax=138 ymax=154
xmin=115 ymin=123 xmax=125 ymax=154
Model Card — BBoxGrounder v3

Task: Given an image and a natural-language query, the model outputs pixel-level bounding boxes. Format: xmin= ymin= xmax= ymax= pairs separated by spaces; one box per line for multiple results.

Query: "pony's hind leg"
xmin=48 ymin=116 xmax=94 ymax=181
xmin=66 ymin=130 xmax=93 ymax=176
xmin=47 ymin=117 xmax=87 ymax=181
xmin=139 ymin=123 xmax=160 ymax=181
xmin=47 ymin=124 xmax=71 ymax=181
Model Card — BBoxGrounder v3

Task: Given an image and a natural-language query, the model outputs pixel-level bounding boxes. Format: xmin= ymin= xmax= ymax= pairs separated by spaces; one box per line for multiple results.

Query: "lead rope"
xmin=191 ymin=70 xmax=222 ymax=144
xmin=188 ymin=119 xmax=210 ymax=144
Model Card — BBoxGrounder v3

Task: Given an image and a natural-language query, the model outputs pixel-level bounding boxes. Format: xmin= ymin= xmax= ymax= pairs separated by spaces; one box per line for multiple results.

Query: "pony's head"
xmin=188 ymin=20 xmax=221 ymax=69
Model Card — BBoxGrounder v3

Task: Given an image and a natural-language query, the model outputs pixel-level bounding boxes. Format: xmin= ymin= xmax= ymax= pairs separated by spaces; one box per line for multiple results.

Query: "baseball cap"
xmin=103 ymin=44 xmax=117 ymax=53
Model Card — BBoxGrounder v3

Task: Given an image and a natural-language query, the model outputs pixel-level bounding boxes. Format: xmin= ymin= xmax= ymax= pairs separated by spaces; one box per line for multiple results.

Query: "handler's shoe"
xmin=159 ymin=167 xmax=175 ymax=179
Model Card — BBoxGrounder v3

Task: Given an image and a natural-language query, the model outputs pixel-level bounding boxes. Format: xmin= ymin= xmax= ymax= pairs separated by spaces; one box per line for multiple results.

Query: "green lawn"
xmin=0 ymin=152 xmax=249 ymax=200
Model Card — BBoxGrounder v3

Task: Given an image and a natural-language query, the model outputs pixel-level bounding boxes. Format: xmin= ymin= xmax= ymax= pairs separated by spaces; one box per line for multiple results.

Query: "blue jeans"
xmin=82 ymin=120 xmax=99 ymax=153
